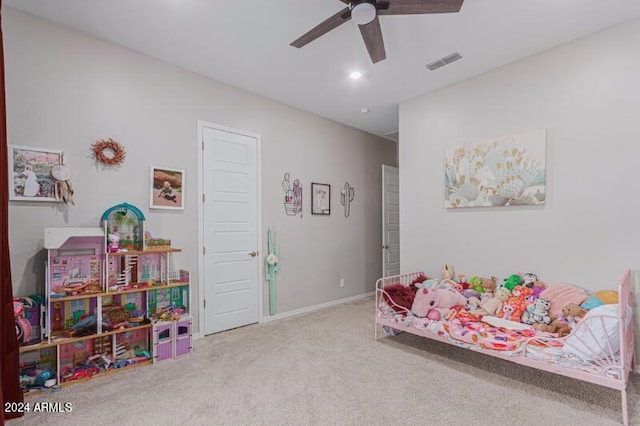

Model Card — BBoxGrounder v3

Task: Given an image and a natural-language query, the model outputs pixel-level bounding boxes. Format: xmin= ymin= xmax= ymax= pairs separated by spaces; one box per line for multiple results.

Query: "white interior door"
xmin=202 ymin=124 xmax=259 ymax=335
xmin=382 ymin=165 xmax=400 ymax=277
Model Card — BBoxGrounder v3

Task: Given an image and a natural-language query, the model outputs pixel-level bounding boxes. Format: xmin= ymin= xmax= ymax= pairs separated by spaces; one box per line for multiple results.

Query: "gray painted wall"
xmin=399 ymin=18 xmax=640 ymax=357
xmin=400 ymin=17 xmax=640 ymax=286
xmin=4 ymin=8 xmax=397 ymax=333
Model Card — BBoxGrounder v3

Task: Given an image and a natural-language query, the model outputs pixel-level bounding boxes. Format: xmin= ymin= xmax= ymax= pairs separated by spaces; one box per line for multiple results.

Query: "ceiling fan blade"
xmin=378 ymin=0 xmax=464 ymax=15
xmin=290 ymin=7 xmax=352 ymax=48
xmin=359 ymin=16 xmax=386 ymax=64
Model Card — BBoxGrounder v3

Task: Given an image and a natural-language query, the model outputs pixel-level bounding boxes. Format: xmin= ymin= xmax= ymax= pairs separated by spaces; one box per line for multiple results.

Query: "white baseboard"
xmin=192 ymin=292 xmax=374 ymax=337
xmin=260 ymin=291 xmax=374 ymax=323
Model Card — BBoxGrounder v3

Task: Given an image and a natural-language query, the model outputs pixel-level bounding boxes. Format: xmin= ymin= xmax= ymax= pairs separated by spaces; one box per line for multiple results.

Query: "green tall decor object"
xmin=265 ymin=228 xmax=279 ymax=315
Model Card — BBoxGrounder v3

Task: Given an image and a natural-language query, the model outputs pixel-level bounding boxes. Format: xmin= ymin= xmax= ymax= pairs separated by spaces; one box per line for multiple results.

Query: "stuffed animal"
xmin=411 ymin=287 xmax=467 ymax=319
xmin=496 ymin=285 xmax=532 ymax=323
xmin=523 ymin=292 xmax=539 ymax=317
xmin=453 ymin=280 xmax=470 ymax=293
xmin=534 ymin=302 xmax=584 ymax=336
xmin=534 ymin=321 xmax=571 ymax=337
xmin=440 ymin=279 xmax=458 ymax=290
xmin=419 ymin=279 xmax=441 ymax=289
xmin=382 ymin=284 xmax=417 ymax=313
xmin=462 ymin=289 xmax=480 ymax=299
xmin=497 ymin=298 xmax=524 ymax=322
xmin=469 ymin=286 xmax=511 ymax=316
xmin=482 ymin=276 xmax=497 ymax=294
xmin=531 ymin=281 xmax=546 ymax=298
xmin=522 ymin=298 xmax=551 ymax=325
xmin=441 ymin=264 xmax=454 ymax=280
xmin=522 ymin=272 xmax=538 ymax=288
xmin=562 ymin=302 xmax=587 ymax=328
xmin=469 ymin=276 xmax=484 ymax=294
xmin=511 ymin=285 xmax=533 ymax=299
xmin=503 ymin=274 xmax=522 ymax=291
xmin=498 ymin=301 xmax=518 ymax=321
xmin=410 ymin=274 xmax=429 ymax=286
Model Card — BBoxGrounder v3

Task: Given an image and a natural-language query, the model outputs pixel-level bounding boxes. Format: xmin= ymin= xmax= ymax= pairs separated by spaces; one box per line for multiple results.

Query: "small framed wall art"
xmin=311 ymin=182 xmax=330 ymax=215
xmin=150 ymin=166 xmax=185 ymax=211
xmin=8 ymin=145 xmax=63 ymax=202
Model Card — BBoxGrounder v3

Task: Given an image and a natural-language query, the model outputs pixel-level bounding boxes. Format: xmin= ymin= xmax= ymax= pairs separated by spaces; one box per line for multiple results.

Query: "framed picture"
xmin=150 ymin=166 xmax=185 ymax=211
xmin=444 ymin=129 xmax=546 ymax=208
xmin=8 ymin=145 xmax=63 ymax=202
xmin=311 ymin=182 xmax=330 ymax=215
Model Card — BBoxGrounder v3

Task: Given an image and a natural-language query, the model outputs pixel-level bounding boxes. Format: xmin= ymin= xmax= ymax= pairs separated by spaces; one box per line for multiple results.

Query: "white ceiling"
xmin=5 ymin=0 xmax=640 ymax=140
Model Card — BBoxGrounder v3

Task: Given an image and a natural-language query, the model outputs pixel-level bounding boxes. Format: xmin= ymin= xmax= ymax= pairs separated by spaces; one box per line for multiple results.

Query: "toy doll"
xmin=108 ymin=232 xmax=120 ymax=253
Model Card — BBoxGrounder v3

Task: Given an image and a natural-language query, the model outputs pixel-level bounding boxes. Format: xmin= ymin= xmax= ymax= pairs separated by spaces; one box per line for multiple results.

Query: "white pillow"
xmin=562 ymin=304 xmax=632 ymax=361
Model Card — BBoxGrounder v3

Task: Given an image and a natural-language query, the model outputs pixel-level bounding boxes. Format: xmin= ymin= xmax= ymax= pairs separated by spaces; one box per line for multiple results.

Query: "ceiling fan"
xmin=290 ymin=0 xmax=465 ymax=64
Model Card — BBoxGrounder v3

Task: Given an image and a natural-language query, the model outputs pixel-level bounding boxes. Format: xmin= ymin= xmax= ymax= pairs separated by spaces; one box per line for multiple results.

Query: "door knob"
xmin=248 ymin=251 xmax=258 ymax=257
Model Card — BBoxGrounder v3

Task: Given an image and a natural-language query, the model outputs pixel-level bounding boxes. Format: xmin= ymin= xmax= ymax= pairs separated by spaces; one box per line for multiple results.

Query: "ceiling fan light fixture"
xmin=351 ymin=1 xmax=377 ymax=25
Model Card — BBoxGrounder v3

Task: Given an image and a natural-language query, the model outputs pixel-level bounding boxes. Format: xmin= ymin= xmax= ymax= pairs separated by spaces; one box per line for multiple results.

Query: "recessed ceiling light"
xmin=360 ymin=107 xmax=370 ymax=114
xmin=349 ymin=71 xmax=363 ymax=80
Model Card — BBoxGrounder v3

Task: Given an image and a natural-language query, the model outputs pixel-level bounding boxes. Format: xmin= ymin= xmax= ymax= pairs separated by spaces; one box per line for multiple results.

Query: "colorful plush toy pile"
xmin=382 ymin=265 xmax=618 ymax=337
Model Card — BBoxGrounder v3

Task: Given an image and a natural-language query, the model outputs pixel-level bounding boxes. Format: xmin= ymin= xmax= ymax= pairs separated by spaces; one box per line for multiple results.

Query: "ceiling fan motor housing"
xmin=351 ymin=0 xmax=377 ymax=25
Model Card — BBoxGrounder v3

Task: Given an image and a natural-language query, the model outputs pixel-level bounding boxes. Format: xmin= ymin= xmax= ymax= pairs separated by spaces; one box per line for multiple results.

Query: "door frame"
xmin=197 ymin=120 xmax=263 ymax=336
xmin=382 ymin=164 xmax=399 ymax=277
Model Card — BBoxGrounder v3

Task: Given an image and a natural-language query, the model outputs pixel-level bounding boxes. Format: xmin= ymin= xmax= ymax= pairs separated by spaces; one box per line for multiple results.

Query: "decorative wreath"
xmin=91 ymin=138 xmax=126 ymax=167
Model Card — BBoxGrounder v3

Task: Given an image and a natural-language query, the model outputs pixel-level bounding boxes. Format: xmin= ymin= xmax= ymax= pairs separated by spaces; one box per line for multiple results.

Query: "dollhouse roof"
xmin=100 ymin=203 xmax=146 ymax=222
xmin=44 ymin=227 xmax=104 ymax=249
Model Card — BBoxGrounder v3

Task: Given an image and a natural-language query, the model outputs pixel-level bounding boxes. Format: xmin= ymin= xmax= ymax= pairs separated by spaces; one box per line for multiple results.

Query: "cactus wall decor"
xmin=282 ymin=172 xmax=302 ymax=217
xmin=340 ymin=181 xmax=355 ymax=217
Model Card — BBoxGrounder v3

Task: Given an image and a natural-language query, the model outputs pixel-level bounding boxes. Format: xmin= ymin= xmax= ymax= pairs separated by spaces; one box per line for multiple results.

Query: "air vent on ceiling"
xmin=426 ymin=52 xmax=462 ymax=71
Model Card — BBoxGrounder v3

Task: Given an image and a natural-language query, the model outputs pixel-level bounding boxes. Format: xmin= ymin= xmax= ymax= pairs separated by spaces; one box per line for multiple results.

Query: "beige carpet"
xmin=9 ymin=297 xmax=639 ymax=426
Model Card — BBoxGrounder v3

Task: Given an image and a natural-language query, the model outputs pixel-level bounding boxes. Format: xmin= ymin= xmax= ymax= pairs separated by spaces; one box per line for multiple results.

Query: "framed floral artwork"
xmin=444 ymin=129 xmax=546 ymax=208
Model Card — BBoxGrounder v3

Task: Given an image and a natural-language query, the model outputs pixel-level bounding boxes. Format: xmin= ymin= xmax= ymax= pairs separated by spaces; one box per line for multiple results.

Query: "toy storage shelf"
xmin=105 ymin=245 xmax=186 ymax=288
xmin=60 ymin=359 xmax=154 ymax=387
xmin=18 ymin=226 xmax=192 ymax=394
xmin=19 ymin=341 xmax=57 ymax=353
xmin=108 ymin=248 xmax=182 ymax=256
xmin=49 ymin=281 xmax=190 ymax=302
xmin=50 ymin=323 xmax=153 ymax=346
xmin=114 ymin=281 xmax=190 ymax=294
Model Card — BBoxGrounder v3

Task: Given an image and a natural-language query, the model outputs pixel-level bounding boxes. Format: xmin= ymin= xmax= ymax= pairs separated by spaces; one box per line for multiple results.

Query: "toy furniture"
xmin=18 ymin=226 xmax=191 ymax=393
xmin=376 ymin=270 xmax=636 ymax=425
xmin=174 ymin=316 xmax=192 ymax=358
xmin=153 ymin=316 xmax=192 ymax=362
xmin=153 ymin=321 xmax=173 ymax=362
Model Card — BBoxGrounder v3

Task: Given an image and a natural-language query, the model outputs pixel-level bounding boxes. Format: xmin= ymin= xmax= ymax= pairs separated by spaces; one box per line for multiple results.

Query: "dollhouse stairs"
xmin=116 ymin=255 xmax=138 ymax=287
